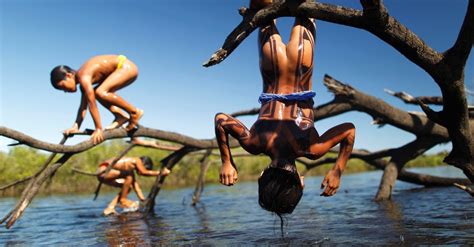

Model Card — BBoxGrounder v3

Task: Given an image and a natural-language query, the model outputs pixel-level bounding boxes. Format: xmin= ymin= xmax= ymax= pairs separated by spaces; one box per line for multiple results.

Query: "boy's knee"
xmin=95 ymin=88 xmax=108 ymax=100
xmin=214 ymin=112 xmax=228 ymax=125
xmin=343 ymin=122 xmax=355 ymax=130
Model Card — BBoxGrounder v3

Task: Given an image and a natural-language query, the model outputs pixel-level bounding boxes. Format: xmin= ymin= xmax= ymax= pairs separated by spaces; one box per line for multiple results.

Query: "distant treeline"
xmin=0 ymin=140 xmax=450 ymax=197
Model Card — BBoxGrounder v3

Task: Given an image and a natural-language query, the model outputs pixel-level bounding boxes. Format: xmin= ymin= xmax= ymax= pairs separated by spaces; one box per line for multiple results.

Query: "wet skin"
xmin=56 ymin=55 xmax=143 ymax=145
xmin=98 ymin=157 xmax=170 ymax=211
xmin=215 ymin=6 xmax=355 ymax=197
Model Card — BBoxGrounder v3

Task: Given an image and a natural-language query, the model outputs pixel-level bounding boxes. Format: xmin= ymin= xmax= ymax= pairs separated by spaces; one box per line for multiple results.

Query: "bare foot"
xmin=125 ymin=109 xmax=144 ymax=131
xmin=103 ymin=206 xmax=117 ymax=216
xmin=105 ymin=115 xmax=129 ymax=130
xmin=119 ymin=199 xmax=135 ymax=208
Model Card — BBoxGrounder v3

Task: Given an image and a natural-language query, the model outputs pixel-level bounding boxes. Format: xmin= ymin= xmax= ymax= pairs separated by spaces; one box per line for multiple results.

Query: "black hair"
xmin=258 ymin=166 xmax=303 ymax=215
xmin=50 ymin=65 xmax=75 ymax=89
xmin=140 ymin=156 xmax=154 ymax=170
xmin=258 ymin=166 xmax=303 ymax=236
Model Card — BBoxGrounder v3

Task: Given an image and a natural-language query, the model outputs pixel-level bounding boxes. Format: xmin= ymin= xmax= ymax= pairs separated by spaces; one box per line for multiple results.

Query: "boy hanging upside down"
xmin=50 ymin=54 xmax=144 ymax=144
xmin=215 ymin=0 xmax=355 ymax=216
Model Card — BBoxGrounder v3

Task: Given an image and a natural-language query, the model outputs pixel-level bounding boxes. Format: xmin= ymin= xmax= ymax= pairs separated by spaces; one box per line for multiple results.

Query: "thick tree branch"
xmin=443 ymin=0 xmax=474 ymax=77
xmin=323 ymin=75 xmax=449 ymax=139
xmin=205 ymin=0 xmax=442 ymax=73
xmin=0 ymin=125 xmax=239 ymax=153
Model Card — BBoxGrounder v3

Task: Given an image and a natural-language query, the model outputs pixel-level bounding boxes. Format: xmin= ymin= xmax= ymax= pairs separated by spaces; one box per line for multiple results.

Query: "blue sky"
xmin=0 ymin=0 xmax=472 ymax=154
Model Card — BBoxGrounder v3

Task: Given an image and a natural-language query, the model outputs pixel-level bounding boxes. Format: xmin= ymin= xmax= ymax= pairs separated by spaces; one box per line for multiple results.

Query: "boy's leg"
xmin=306 ymin=123 xmax=355 ymax=161
xmin=119 ymin=175 xmax=134 ymax=207
xmin=95 ymin=98 xmax=129 ymax=129
xmin=259 ymin=19 xmax=284 ymax=86
xmin=287 ymin=17 xmax=315 ymax=89
xmin=103 ymin=193 xmax=120 ymax=216
xmin=95 ymin=61 xmax=143 ymax=131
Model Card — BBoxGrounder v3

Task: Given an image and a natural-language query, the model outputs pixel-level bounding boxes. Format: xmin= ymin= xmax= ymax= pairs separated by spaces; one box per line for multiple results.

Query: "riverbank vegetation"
xmin=0 ymin=140 xmax=450 ymax=197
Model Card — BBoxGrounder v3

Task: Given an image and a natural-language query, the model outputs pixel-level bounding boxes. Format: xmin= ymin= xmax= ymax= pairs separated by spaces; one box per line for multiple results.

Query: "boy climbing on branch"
xmin=50 ymin=54 xmax=144 ymax=144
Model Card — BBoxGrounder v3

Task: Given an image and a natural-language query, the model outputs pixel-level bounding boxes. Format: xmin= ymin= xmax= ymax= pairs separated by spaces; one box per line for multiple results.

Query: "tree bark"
xmin=192 ymin=150 xmax=213 ymax=206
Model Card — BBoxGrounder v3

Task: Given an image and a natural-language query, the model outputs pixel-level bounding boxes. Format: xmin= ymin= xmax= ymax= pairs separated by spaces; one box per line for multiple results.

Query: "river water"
xmin=0 ymin=166 xmax=472 ymax=245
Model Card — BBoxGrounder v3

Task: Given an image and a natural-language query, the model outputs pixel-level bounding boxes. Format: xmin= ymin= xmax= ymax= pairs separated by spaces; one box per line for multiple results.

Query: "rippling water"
xmin=0 ymin=166 xmax=473 ymax=245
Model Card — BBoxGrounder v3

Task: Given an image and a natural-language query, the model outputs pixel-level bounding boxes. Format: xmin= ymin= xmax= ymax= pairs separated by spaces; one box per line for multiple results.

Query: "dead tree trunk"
xmin=375 ymin=138 xmax=440 ymax=200
xmin=192 ymin=150 xmax=213 ymax=206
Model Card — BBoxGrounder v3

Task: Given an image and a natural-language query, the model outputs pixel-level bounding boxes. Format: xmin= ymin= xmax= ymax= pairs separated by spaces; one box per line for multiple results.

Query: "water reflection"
xmin=101 ymin=212 xmax=150 ymax=246
xmin=0 ymin=167 xmax=472 ymax=245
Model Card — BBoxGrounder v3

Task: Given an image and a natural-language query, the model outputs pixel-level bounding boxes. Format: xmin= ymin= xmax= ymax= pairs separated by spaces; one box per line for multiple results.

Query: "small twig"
xmin=453 ymin=183 xmax=474 ymax=197
xmin=72 ymin=168 xmax=97 ymax=176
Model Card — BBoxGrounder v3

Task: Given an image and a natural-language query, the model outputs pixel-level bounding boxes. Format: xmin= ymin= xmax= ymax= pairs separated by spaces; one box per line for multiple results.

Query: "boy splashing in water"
xmin=50 ymin=54 xmax=144 ymax=144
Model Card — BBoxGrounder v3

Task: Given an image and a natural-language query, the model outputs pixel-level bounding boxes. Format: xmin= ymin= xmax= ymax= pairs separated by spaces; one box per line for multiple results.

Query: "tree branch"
xmin=192 ymin=150 xmax=213 ymax=206
xmin=384 ymin=89 xmax=443 ymax=105
xmin=1 ymin=153 xmax=74 ymax=229
xmin=205 ymin=0 xmax=442 ymax=73
xmin=443 ymin=0 xmax=474 ymax=77
xmin=0 ymin=125 xmax=239 ymax=153
xmin=323 ymin=74 xmax=450 ymax=139
xmin=143 ymin=146 xmax=199 ymax=213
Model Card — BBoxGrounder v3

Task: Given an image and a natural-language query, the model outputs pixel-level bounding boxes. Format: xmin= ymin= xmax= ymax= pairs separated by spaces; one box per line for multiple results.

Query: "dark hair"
xmin=258 ymin=167 xmax=303 ymax=215
xmin=140 ymin=156 xmax=154 ymax=170
xmin=50 ymin=65 xmax=75 ymax=89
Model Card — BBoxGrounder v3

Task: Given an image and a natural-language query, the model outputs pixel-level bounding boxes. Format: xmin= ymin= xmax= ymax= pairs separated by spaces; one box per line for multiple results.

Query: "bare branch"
xmin=130 ymin=138 xmax=182 ymax=151
xmin=143 ymin=146 xmax=199 ymax=213
xmin=231 ymin=108 xmax=260 ymax=117
xmin=192 ymin=150 xmax=213 ymax=206
xmin=0 ymin=136 xmax=69 ymax=191
xmin=0 ymin=125 xmax=239 ymax=153
xmin=443 ymin=0 xmax=474 ymax=76
xmin=71 ymin=168 xmax=96 ymax=176
xmin=323 ymin=75 xmax=450 ymax=139
xmin=453 ymin=183 xmax=474 ymax=197
xmin=384 ymin=89 xmax=443 ymax=105
xmin=206 ymin=0 xmax=442 ymax=73
xmin=2 ymin=153 xmax=74 ymax=229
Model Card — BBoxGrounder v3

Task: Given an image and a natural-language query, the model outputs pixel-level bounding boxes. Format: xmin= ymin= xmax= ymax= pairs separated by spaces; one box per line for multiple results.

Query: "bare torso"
xmin=76 ymin=55 xmax=131 ymax=85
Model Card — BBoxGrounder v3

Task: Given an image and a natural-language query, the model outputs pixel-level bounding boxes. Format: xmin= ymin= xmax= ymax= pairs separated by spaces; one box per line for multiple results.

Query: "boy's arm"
xmin=79 ymin=76 xmax=104 ymax=144
xmin=135 ymin=158 xmax=160 ymax=176
xmin=132 ymin=181 xmax=145 ymax=201
xmin=64 ymin=90 xmax=88 ymax=135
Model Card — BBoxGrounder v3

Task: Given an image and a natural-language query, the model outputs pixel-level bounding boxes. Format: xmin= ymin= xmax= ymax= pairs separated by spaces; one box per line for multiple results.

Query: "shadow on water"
xmin=0 ymin=166 xmax=473 ymax=245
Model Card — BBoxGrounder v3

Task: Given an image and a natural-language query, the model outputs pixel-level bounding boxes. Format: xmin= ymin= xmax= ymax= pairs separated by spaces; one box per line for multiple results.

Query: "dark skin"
xmin=215 ymin=0 xmax=355 ymax=197
xmin=98 ymin=157 xmax=170 ymax=214
xmin=56 ymin=55 xmax=144 ymax=144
